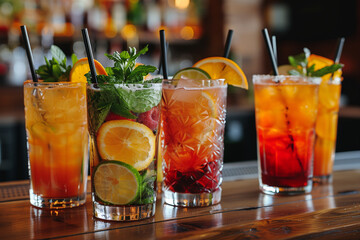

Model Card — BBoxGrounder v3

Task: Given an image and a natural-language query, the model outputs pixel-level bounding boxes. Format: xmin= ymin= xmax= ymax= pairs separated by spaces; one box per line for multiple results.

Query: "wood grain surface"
xmin=0 ymin=169 xmax=360 ymax=239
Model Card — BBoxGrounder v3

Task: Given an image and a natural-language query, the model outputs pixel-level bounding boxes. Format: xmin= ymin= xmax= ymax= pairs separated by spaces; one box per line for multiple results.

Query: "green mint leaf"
xmin=105 ymin=67 xmax=114 ymax=75
xmin=307 ymin=64 xmax=316 ymax=75
xmin=103 ymin=45 xmax=154 ymax=83
xmin=120 ymin=50 xmax=130 ymax=60
xmin=87 ymin=87 xmax=113 ymax=133
xmin=93 ymin=104 xmax=111 ymax=133
xmin=36 ymin=45 xmax=75 ymax=82
xmin=145 ymin=77 xmax=162 ymax=83
xmin=50 ymin=45 xmax=66 ymax=64
xmin=111 ymin=103 xmax=137 ymax=119
xmin=311 ymin=64 xmax=343 ymax=77
xmin=52 ymin=64 xmax=62 ymax=78
xmin=71 ymin=54 xmax=78 ymax=66
xmin=288 ymin=56 xmax=298 ymax=68
xmin=129 ymin=47 xmax=136 ymax=57
xmin=112 ymin=67 xmax=125 ymax=81
xmin=128 ymin=65 xmax=157 ymax=81
xmin=117 ymin=87 xmax=161 ymax=113
xmin=130 ymin=45 xmax=148 ymax=62
xmin=105 ymin=52 xmax=121 ymax=62
xmin=45 ymin=56 xmax=50 ymax=67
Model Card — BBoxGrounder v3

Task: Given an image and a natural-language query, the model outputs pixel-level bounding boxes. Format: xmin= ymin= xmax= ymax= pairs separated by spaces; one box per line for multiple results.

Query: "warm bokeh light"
xmin=180 ymin=26 xmax=194 ymax=40
xmin=105 ymin=18 xmax=117 ymax=38
xmin=175 ymin=0 xmax=190 ymax=9
xmin=121 ymin=24 xmax=137 ymax=40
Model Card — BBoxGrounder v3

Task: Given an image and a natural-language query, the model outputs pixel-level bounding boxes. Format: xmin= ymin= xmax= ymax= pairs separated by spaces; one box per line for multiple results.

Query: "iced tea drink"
xmin=313 ymin=78 xmax=341 ymax=183
xmin=161 ymin=79 xmax=227 ymax=207
xmin=24 ymin=81 xmax=89 ymax=208
xmin=253 ymin=75 xmax=320 ymax=195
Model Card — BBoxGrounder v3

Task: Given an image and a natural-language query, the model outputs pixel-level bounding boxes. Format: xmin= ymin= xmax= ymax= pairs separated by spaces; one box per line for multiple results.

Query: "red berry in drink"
xmin=138 ymin=107 xmax=159 ymax=131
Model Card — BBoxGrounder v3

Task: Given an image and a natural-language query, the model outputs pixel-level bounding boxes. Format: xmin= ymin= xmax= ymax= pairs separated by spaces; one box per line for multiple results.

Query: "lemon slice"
xmin=69 ymin=57 xmax=107 ymax=83
xmin=193 ymin=57 xmax=248 ymax=89
xmin=173 ymin=67 xmax=211 ymax=79
xmin=97 ymin=120 xmax=156 ymax=171
xmin=93 ymin=160 xmax=140 ymax=205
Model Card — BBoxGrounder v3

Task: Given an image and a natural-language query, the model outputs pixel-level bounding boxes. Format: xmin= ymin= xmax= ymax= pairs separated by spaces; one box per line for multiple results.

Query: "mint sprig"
xmin=86 ymin=46 xmax=162 ymax=131
xmin=86 ymin=45 xmax=159 ymax=84
xmin=287 ymin=48 xmax=343 ymax=77
xmin=36 ymin=45 xmax=78 ymax=82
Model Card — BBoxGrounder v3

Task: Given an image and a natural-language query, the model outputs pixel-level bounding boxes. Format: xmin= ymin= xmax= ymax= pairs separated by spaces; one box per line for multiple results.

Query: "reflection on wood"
xmin=0 ymin=170 xmax=359 ymax=239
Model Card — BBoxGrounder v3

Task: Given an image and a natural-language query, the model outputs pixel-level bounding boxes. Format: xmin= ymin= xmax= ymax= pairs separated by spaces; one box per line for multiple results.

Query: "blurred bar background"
xmin=0 ymin=0 xmax=359 ymax=181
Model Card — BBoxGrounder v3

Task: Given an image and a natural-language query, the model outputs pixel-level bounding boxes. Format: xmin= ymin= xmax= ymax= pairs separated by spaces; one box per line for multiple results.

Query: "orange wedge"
xmin=308 ymin=54 xmax=334 ymax=71
xmin=69 ymin=58 xmax=107 ymax=83
xmin=193 ymin=57 xmax=248 ymax=89
xmin=307 ymin=54 xmax=342 ymax=81
xmin=97 ymin=120 xmax=156 ymax=171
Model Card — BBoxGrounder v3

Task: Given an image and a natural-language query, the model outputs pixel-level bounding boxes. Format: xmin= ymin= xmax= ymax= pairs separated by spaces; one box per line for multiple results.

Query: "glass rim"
xmin=252 ymin=74 xmax=322 ymax=85
xmin=23 ymin=80 xmax=86 ymax=86
xmin=162 ymin=78 xmax=227 ymax=87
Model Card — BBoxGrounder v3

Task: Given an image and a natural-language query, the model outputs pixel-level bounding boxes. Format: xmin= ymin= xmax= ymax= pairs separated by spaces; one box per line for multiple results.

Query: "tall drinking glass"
xmin=87 ymin=83 xmax=161 ymax=221
xmin=161 ymin=79 xmax=227 ymax=207
xmin=24 ymin=81 xmax=89 ymax=208
xmin=313 ymin=78 xmax=341 ymax=183
xmin=253 ymin=75 xmax=320 ymax=195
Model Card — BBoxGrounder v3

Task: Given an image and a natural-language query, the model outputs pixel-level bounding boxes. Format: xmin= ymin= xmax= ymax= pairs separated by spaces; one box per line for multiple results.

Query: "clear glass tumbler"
xmin=24 ymin=81 xmax=89 ymax=208
xmin=161 ymin=79 xmax=227 ymax=207
xmin=253 ymin=75 xmax=320 ymax=195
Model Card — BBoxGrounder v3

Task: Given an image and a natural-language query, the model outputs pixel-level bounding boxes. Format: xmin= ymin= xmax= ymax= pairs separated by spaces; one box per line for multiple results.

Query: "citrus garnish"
xmin=69 ymin=57 xmax=107 ymax=83
xmin=307 ymin=54 xmax=342 ymax=81
xmin=193 ymin=56 xmax=248 ymax=89
xmin=93 ymin=160 xmax=140 ymax=205
xmin=308 ymin=54 xmax=334 ymax=71
xmin=97 ymin=120 xmax=156 ymax=171
xmin=173 ymin=67 xmax=211 ymax=79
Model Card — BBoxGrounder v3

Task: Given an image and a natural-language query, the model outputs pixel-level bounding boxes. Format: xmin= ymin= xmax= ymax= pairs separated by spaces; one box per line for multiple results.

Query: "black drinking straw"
xmin=159 ymin=30 xmax=168 ymax=79
xmin=262 ymin=28 xmax=278 ymax=76
xmin=20 ymin=25 xmax=38 ymax=82
xmin=334 ymin=37 xmax=345 ymax=63
xmin=81 ymin=28 xmax=98 ymax=84
xmin=223 ymin=29 xmax=233 ymax=58
xmin=272 ymin=35 xmax=277 ymax=66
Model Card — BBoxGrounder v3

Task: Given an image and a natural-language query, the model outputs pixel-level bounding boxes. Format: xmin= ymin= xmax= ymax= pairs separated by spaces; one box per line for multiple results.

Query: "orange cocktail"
xmin=24 ymin=81 xmax=88 ymax=208
xmin=161 ymin=79 xmax=227 ymax=207
xmin=253 ymin=75 xmax=320 ymax=195
xmin=313 ymin=78 xmax=341 ymax=183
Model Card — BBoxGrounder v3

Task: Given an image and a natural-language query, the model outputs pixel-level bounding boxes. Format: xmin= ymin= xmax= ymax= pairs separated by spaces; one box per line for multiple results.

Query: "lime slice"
xmin=173 ymin=67 xmax=211 ymax=79
xmin=93 ymin=160 xmax=141 ymax=205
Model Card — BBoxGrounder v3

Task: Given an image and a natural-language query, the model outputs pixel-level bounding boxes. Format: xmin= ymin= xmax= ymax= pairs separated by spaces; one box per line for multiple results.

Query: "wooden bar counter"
xmin=1 ymin=169 xmax=360 ymax=239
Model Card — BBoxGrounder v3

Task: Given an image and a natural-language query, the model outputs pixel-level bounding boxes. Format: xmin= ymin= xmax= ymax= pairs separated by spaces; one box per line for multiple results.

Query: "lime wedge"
xmin=93 ymin=160 xmax=141 ymax=205
xmin=173 ymin=67 xmax=211 ymax=79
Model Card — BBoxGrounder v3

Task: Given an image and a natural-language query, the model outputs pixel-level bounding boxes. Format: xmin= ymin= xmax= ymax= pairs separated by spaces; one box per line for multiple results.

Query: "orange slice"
xmin=308 ymin=54 xmax=334 ymax=71
xmin=307 ymin=54 xmax=342 ymax=81
xmin=97 ymin=120 xmax=156 ymax=171
xmin=193 ymin=56 xmax=248 ymax=89
xmin=69 ymin=58 xmax=107 ymax=83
